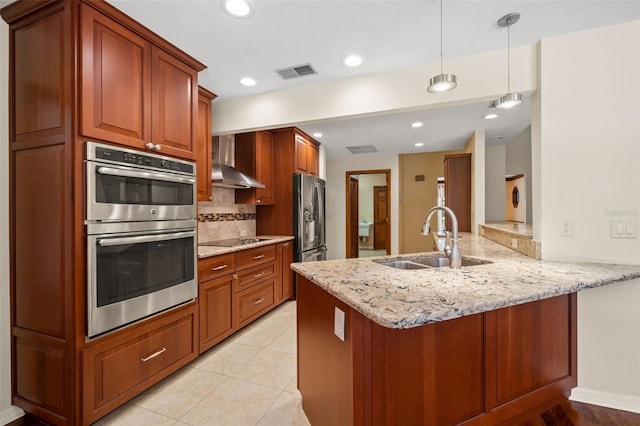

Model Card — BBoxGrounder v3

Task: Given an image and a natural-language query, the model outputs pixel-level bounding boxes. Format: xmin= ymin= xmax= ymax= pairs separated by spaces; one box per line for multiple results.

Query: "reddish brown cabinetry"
xmin=80 ymin=3 xmax=203 ymax=160
xmin=235 ymin=131 xmax=275 ymax=205
xmin=1 ymin=1 xmax=206 ymax=424
xmin=197 ymin=241 xmax=293 ymax=354
xmin=197 ymin=86 xmax=216 ymax=201
xmin=444 ymin=153 xmax=472 ymax=232
xmin=296 ymin=275 xmax=577 ymax=426
xmin=257 ymin=128 xmax=320 ymax=236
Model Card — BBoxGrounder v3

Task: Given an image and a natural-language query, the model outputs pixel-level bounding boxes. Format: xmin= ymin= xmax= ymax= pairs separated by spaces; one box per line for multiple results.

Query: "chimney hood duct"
xmin=211 ymin=134 xmax=265 ymax=189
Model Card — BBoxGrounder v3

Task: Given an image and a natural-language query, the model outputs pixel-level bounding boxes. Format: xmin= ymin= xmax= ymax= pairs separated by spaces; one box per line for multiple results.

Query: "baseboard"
xmin=570 ymin=387 xmax=640 ymax=414
xmin=0 ymin=406 xmax=25 ymax=425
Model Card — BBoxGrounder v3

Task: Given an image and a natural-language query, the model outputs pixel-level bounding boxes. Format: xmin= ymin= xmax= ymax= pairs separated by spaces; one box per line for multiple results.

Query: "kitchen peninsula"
xmin=292 ymin=235 xmax=640 ymax=425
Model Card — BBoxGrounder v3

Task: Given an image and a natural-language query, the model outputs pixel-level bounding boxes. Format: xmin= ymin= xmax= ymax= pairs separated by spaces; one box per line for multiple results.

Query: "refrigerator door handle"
xmin=314 ymin=183 xmax=325 ymax=247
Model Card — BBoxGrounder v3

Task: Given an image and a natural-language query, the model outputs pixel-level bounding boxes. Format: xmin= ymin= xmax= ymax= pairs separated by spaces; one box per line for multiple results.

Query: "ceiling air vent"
xmin=275 ymin=63 xmax=318 ymax=80
xmin=346 ymin=145 xmax=378 ymax=154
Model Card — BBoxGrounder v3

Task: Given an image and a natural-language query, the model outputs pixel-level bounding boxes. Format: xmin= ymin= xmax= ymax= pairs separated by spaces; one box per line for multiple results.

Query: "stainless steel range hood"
xmin=212 ymin=134 xmax=265 ymax=189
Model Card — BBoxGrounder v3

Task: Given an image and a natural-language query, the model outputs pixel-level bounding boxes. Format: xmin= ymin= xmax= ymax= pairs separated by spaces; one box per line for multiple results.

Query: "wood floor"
xmin=8 ymin=399 xmax=640 ymax=426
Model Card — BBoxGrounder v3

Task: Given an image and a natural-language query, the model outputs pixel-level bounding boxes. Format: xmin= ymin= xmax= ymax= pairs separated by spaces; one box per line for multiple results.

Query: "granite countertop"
xmin=290 ymin=233 xmax=640 ymax=329
xmin=198 ymin=235 xmax=294 ymax=258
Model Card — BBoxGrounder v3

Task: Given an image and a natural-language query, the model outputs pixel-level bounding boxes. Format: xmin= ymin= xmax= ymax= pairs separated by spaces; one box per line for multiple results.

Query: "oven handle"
xmin=97 ymin=230 xmax=195 ymax=247
xmin=96 ymin=166 xmax=196 ymax=185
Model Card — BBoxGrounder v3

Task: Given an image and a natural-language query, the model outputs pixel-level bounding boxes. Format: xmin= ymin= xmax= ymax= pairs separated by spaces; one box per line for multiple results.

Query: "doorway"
xmin=345 ymin=170 xmax=391 ymax=258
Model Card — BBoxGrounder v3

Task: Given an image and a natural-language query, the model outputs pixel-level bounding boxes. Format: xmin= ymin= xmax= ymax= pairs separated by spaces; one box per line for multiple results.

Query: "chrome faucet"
xmin=421 ymin=206 xmax=462 ymax=268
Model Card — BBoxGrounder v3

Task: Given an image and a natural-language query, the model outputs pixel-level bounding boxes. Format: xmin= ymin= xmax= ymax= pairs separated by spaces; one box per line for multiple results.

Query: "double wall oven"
xmin=85 ymin=142 xmax=197 ymax=338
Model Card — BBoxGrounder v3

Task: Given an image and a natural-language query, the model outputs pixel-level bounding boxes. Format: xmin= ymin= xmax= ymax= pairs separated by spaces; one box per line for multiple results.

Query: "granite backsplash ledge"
xmin=198 ymin=187 xmax=256 ymax=242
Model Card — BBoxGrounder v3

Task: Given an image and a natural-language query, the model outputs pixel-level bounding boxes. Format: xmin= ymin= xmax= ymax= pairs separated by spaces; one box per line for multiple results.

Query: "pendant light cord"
xmin=439 ymin=0 xmax=444 ymax=74
xmin=507 ymin=18 xmax=511 ymax=93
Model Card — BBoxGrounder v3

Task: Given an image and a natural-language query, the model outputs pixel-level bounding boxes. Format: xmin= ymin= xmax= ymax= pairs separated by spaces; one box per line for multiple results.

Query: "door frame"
xmin=345 ymin=169 xmax=391 ymax=257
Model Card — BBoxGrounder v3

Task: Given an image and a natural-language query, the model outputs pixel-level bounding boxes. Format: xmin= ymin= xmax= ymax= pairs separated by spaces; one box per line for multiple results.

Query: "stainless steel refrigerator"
xmin=293 ymin=174 xmax=327 ymax=262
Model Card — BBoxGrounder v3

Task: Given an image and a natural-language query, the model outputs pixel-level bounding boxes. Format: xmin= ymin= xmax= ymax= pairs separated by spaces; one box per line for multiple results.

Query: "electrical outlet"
xmin=559 ymin=218 xmax=573 ymax=237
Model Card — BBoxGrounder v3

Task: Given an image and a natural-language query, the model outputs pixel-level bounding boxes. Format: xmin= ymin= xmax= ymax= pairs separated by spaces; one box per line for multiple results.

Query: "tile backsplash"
xmin=198 ymin=188 xmax=256 ymax=242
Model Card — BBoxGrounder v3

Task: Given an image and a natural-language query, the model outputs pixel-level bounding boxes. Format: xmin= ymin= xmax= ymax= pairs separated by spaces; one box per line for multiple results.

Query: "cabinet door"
xmin=294 ymin=133 xmax=309 ymax=174
xmin=307 ymin=141 xmax=319 ymax=176
xmin=199 ymin=275 xmax=233 ymax=353
xmin=255 ymin=131 xmax=275 ymax=204
xmin=197 ymin=87 xmax=216 ymax=201
xmin=151 ymin=46 xmax=198 ymax=160
xmin=80 ymin=4 xmax=152 ymax=148
xmin=281 ymin=242 xmax=294 ymax=300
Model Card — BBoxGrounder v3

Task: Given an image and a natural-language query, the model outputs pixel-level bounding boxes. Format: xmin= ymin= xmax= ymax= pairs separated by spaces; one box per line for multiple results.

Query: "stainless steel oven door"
xmin=86 ymin=160 xmax=196 ymax=223
xmin=87 ymin=224 xmax=197 ymax=337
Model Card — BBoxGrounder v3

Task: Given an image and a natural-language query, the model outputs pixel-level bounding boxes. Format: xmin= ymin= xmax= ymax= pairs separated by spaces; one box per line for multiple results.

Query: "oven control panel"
xmin=92 ymin=144 xmax=194 ymax=175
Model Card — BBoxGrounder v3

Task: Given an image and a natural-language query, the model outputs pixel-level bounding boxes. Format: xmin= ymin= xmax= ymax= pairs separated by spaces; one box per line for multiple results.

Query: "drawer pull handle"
xmin=212 ymin=264 xmax=228 ymax=271
xmin=253 ymin=297 xmax=265 ymax=305
xmin=253 ymin=254 xmax=265 ymax=260
xmin=253 ymin=272 xmax=265 ymax=278
xmin=140 ymin=347 xmax=166 ymax=362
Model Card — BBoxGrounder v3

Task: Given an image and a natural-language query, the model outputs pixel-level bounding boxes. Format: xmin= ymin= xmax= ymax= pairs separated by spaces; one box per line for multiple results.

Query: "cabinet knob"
xmin=145 ymin=142 xmax=155 ymax=150
xmin=154 ymin=144 xmax=162 ymax=151
xmin=232 ymin=273 xmax=238 ymax=279
xmin=256 ymin=199 xmax=261 ymax=204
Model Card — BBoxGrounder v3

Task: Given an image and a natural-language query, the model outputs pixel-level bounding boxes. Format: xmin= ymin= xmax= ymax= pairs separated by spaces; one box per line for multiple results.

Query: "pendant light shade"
xmin=428 ymin=0 xmax=457 ymax=94
xmin=496 ymin=92 xmax=523 ymax=109
xmin=428 ymin=73 xmax=457 ymax=93
xmin=494 ymin=13 xmax=523 ymax=109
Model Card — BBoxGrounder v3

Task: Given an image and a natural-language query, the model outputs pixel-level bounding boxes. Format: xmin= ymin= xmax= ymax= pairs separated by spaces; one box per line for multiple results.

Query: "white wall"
xmin=325 ymin=154 xmax=399 ymax=260
xmin=212 ymin=46 xmax=537 ymax=134
xmin=506 ymin=126 xmax=533 ymax=224
xmin=534 ymin=21 xmax=640 ymax=411
xmin=357 ymin=174 xmax=387 ymax=225
xmin=485 ymin=144 xmax=506 ymax=222
xmin=1 ymin=17 xmax=24 ymax=425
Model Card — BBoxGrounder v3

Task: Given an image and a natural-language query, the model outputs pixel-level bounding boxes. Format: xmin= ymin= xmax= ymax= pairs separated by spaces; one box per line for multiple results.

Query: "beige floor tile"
xmin=93 ymin=403 xmax=178 ymax=426
xmin=231 ymin=320 xmax=289 ymax=348
xmin=284 ymin=375 xmax=298 ymax=394
xmin=132 ymin=367 xmax=228 ymax=419
xmin=234 ymin=348 xmax=296 ymax=389
xmin=256 ymin=390 xmax=311 ymax=426
xmin=265 ymin=325 xmax=297 ymax=354
xmin=180 ymin=378 xmax=282 ymax=426
xmin=191 ymin=341 xmax=261 ymax=376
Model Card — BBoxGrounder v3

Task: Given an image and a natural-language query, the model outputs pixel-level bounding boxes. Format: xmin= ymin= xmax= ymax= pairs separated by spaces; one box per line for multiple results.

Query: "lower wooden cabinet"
xmin=233 ymin=279 xmax=276 ymax=328
xmin=197 ymin=240 xmax=294 ymax=355
xmin=198 ymin=275 xmax=234 ymax=353
xmin=82 ymin=303 xmax=198 ymax=424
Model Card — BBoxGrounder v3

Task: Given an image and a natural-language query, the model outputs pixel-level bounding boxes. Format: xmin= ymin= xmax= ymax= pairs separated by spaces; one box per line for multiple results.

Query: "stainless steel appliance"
xmin=85 ymin=142 xmax=197 ymax=337
xmin=293 ymin=174 xmax=327 ymax=262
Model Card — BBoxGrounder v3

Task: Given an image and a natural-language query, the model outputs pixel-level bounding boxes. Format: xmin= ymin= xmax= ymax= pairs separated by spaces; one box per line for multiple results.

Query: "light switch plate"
xmin=334 ymin=307 xmax=345 ymax=341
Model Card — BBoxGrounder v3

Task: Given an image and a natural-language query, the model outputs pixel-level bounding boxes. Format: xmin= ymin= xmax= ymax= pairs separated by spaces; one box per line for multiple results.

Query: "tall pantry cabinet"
xmin=1 ymin=1 xmax=206 ymax=424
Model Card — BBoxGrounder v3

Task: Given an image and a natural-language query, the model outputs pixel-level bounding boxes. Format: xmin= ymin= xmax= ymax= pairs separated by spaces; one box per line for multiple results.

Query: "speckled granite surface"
xmin=291 ymin=234 xmax=640 ymax=329
xmin=198 ymin=235 xmax=294 ymax=258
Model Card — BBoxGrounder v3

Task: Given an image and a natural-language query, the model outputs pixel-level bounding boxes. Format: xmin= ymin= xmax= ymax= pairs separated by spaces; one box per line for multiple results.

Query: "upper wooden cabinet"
xmin=294 ymin=132 xmax=320 ymax=176
xmin=197 ymin=86 xmax=216 ymax=201
xmin=235 ymin=131 xmax=275 ymax=205
xmin=80 ymin=4 xmax=203 ymax=160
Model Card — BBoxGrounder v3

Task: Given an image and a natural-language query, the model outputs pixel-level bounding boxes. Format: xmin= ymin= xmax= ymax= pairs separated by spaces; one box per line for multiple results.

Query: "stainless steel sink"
xmin=376 ymin=260 xmax=429 ymax=270
xmin=374 ymin=255 xmax=492 ymax=270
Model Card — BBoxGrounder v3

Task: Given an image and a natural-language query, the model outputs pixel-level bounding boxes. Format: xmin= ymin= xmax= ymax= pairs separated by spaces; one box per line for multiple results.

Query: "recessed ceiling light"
xmin=239 ymin=77 xmax=256 ymax=87
xmin=414 ymin=142 xmax=424 ymax=147
xmin=411 ymin=122 xmax=423 ymax=128
xmin=223 ymin=0 xmax=252 ymax=18
xmin=483 ymin=113 xmax=499 ymax=120
xmin=313 ymin=132 xmax=323 ymax=138
xmin=343 ymin=55 xmax=363 ymax=67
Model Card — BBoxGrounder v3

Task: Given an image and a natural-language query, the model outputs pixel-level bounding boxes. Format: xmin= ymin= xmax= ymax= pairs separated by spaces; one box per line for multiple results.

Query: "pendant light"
xmin=495 ymin=13 xmax=523 ymax=109
xmin=427 ymin=0 xmax=457 ymax=93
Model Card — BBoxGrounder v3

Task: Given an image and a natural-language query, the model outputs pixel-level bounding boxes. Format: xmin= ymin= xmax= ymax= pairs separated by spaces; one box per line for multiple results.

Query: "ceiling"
xmin=6 ymin=0 xmax=638 ymax=157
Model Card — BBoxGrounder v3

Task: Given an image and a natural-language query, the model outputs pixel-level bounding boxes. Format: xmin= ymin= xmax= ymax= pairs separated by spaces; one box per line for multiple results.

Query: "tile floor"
xmin=94 ymin=301 xmax=311 ymax=426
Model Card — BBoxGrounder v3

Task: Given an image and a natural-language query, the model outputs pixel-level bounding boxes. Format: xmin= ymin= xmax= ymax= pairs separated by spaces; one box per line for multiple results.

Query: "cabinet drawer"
xmin=233 ymin=280 xmax=275 ymax=328
xmin=234 ymin=261 xmax=276 ymax=293
xmin=198 ymin=253 xmax=235 ymax=282
xmin=235 ymin=245 xmax=275 ymax=270
xmin=87 ymin=313 xmax=195 ymax=410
